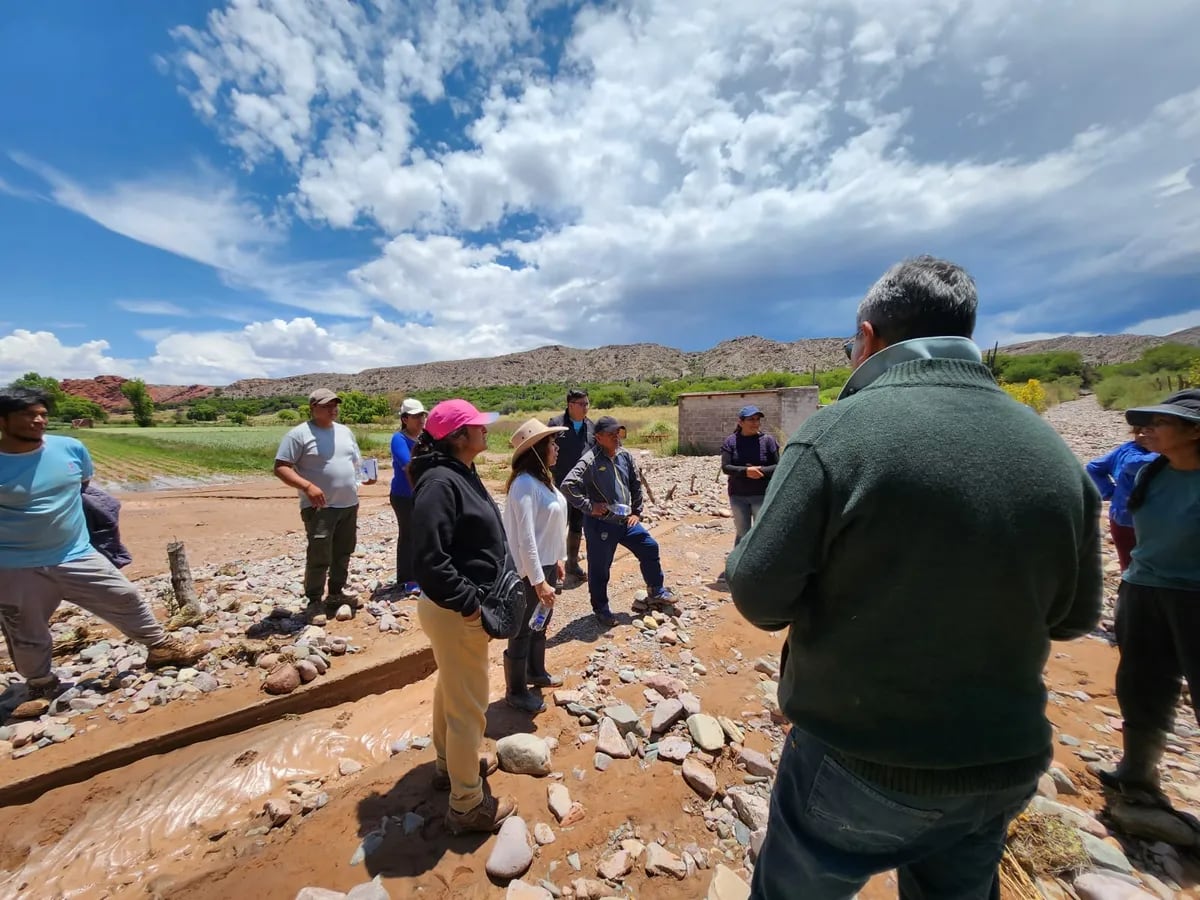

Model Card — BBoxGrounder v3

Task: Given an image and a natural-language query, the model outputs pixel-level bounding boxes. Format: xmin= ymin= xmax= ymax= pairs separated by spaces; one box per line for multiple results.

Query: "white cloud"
xmin=117 ymin=300 xmax=192 ymax=317
xmin=1126 ymin=309 xmax=1200 ymax=336
xmin=162 ymin=0 xmax=1200 ymax=356
xmin=0 ymin=330 xmax=134 ymax=383
xmin=10 ymin=154 xmax=375 ymax=318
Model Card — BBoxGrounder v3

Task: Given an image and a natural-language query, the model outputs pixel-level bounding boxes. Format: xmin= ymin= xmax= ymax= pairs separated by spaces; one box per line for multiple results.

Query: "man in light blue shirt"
xmin=0 ymin=388 xmax=205 ymax=706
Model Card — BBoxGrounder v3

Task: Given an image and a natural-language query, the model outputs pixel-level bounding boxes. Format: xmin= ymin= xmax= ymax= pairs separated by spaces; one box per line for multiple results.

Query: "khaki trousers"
xmin=0 ymin=551 xmax=167 ymax=679
xmin=417 ymin=596 xmax=491 ymax=813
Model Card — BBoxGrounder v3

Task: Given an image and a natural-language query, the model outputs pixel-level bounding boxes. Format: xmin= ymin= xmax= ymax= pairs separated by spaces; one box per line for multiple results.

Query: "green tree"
xmin=339 ymin=391 xmax=390 ymax=424
xmin=186 ymin=403 xmax=219 ymax=422
xmin=120 ymin=378 xmax=156 ymax=427
xmin=227 ymin=411 xmax=248 ymax=425
xmin=56 ymin=395 xmax=108 ymax=423
xmin=9 ymin=372 xmax=67 ymax=409
xmin=277 ymin=409 xmax=299 ymax=423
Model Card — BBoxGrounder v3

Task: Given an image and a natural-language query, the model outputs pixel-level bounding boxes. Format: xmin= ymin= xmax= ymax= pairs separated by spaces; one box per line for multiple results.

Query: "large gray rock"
xmin=486 ymin=816 xmax=534 ymax=881
xmin=596 ymin=717 xmax=632 ymax=759
xmin=682 ymin=757 xmax=717 ymax=800
xmin=707 ymin=865 xmax=751 ymax=900
xmin=1072 ymin=873 xmax=1157 ymax=900
xmin=687 ymin=714 xmax=725 ymax=752
xmin=1079 ymin=832 xmax=1134 ymax=875
xmin=651 ymin=698 xmax=685 ymax=733
xmin=727 ymin=788 xmax=770 ymax=831
xmin=604 ymin=703 xmax=644 ymax=737
xmin=497 ymin=734 xmax=552 ymax=776
xmin=346 ymin=876 xmax=390 ymax=899
xmin=645 ymin=842 xmax=687 ymax=879
xmin=1108 ymin=802 xmax=1200 ymax=847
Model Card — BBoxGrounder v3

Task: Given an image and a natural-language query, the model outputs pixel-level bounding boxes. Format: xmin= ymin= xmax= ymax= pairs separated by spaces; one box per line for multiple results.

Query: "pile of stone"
xmin=0 ymin=514 xmax=412 ymax=759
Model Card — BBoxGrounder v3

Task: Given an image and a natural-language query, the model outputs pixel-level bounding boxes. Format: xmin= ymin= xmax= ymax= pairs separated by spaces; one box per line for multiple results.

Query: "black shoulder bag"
xmin=479 ymin=494 xmax=527 ymax=639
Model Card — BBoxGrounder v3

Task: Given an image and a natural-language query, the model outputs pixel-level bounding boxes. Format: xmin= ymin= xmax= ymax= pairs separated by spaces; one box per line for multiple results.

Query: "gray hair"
xmin=856 ymin=256 xmax=977 ymax=344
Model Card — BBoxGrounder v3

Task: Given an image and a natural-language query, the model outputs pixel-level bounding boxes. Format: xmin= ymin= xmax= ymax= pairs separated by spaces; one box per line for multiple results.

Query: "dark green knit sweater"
xmin=727 ymin=356 xmax=1102 ymax=795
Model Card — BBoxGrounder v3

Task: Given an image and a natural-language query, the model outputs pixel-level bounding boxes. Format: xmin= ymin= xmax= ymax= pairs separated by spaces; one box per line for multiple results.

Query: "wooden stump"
xmin=166 ymin=541 xmax=204 ymax=629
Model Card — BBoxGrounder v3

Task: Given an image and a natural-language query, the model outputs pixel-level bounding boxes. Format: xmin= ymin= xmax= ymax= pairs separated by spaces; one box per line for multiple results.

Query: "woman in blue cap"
xmin=1099 ymin=389 xmax=1200 ymax=801
xmin=720 ymin=405 xmax=780 ymax=567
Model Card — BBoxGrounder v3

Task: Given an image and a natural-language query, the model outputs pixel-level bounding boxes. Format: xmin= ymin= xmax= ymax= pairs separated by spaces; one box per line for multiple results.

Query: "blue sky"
xmin=1 ymin=0 xmax=1197 ymax=385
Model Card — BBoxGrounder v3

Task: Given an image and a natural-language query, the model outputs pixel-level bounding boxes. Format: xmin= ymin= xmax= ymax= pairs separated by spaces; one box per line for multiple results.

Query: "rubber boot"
xmin=528 ymin=625 xmax=562 ymax=689
xmin=1098 ymin=727 xmax=1167 ymax=796
xmin=504 ymin=651 xmax=545 ymax=713
xmin=566 ymin=533 xmax=586 ymax=580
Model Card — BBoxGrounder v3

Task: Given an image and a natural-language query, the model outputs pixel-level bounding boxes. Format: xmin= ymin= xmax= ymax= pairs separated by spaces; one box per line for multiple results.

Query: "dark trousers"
xmin=566 ymin=503 xmax=584 ymax=538
xmin=1115 ymin=580 xmax=1200 ymax=733
xmin=300 ymin=504 xmax=358 ymax=601
xmin=582 ymin=517 xmax=664 ymax=612
xmin=1110 ymin=520 xmax=1137 ymax=572
xmin=389 ymin=494 xmax=415 ymax=584
xmin=751 ymin=730 xmax=1037 ymax=900
xmin=508 ymin=565 xmax=555 ymax=661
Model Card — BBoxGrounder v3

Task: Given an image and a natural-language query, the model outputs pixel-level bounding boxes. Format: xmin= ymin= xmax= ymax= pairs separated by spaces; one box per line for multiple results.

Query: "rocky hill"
xmin=220 ymin=328 xmax=1200 ymax=399
xmin=61 ymin=376 xmax=214 ymax=412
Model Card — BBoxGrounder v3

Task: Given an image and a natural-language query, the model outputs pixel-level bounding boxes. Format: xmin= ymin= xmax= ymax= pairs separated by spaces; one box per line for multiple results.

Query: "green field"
xmin=65 ymin=405 xmax=682 ymax=484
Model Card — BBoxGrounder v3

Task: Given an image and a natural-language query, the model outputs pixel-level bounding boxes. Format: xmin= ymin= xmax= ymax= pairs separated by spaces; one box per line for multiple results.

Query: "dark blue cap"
xmin=738 ymin=405 xmax=764 ymax=419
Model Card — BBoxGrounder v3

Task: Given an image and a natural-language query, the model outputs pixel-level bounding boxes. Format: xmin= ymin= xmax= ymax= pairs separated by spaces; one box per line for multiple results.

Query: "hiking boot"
xmin=26 ymin=675 xmax=62 ymax=700
xmin=445 ymin=793 xmax=517 ymax=835
xmin=593 ymin=607 xmax=618 ymax=628
xmin=1098 ymin=727 xmax=1167 ymax=800
xmin=504 ymin=652 xmax=546 ymax=713
xmin=326 ymin=588 xmax=359 ymax=607
xmin=566 ymin=534 xmax=587 ymax=580
xmin=302 ymin=598 xmax=326 ymax=622
xmin=527 ymin=637 xmax=562 ymax=689
xmin=432 ymin=752 xmax=499 ymax=791
xmin=649 ymin=587 xmax=675 ymax=605
xmin=146 ymin=635 xmax=207 ymax=670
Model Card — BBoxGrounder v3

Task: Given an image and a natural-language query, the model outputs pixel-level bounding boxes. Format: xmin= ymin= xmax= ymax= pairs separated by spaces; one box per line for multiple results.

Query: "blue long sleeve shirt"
xmin=1086 ymin=441 xmax=1158 ymax=527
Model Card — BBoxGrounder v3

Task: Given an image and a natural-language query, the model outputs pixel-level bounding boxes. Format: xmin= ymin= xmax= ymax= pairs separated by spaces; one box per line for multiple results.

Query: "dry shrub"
xmin=1006 ymin=811 xmax=1090 ymax=879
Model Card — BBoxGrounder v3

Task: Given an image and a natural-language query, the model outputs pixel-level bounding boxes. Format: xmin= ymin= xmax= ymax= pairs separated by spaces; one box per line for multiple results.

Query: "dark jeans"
xmin=1110 ymin=520 xmax=1136 ymax=572
xmin=729 ymin=493 xmax=764 ymax=545
xmin=300 ymin=504 xmax=358 ymax=601
xmin=751 ymin=730 xmax=1037 ymax=900
xmin=1115 ymin=580 xmax=1200 ymax=734
xmin=389 ymin=494 xmax=415 ymax=584
xmin=508 ymin=565 xmax=555 ymax=660
xmin=582 ymin=517 xmax=664 ymax=612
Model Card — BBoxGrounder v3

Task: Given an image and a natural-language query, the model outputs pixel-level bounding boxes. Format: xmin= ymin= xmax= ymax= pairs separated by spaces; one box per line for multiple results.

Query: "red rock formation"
xmin=60 ymin=376 xmax=214 ymax=411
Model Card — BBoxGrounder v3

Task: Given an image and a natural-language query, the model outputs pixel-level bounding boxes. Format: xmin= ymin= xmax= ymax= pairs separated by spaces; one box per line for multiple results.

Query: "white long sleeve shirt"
xmin=502 ymin=474 xmax=568 ymax=586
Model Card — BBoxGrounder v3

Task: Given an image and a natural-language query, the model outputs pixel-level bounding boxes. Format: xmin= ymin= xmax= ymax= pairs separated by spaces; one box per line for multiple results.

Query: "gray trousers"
xmin=0 ymin=551 xmax=167 ymax=680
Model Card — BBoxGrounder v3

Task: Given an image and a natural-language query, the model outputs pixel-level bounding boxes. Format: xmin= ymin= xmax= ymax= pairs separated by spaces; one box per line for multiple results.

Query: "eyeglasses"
xmin=843 ymin=338 xmax=855 ymax=361
xmin=570 ymin=400 xmax=590 ymax=408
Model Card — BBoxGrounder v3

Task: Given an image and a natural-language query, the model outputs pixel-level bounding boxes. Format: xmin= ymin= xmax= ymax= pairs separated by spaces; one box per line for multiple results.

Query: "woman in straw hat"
xmin=501 ymin=417 xmax=569 ymax=713
xmin=1099 ymin=389 xmax=1200 ymax=801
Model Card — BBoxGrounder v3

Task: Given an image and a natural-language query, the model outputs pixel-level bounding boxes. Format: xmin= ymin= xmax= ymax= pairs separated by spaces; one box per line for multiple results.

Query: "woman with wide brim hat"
xmin=500 ymin=417 xmax=569 ymax=713
xmin=1099 ymin=389 xmax=1200 ymax=802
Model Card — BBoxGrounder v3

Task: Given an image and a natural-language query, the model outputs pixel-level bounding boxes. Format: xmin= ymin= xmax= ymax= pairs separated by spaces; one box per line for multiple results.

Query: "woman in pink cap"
xmin=409 ymin=398 xmax=516 ymax=835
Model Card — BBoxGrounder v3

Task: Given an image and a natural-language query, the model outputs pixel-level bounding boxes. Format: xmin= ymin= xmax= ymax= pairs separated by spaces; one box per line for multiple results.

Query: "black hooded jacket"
xmin=410 ymin=450 xmax=507 ymax=617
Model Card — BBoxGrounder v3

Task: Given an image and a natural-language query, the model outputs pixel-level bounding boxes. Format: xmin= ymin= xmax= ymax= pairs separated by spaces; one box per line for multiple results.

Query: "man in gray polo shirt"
xmin=274 ymin=388 xmax=375 ymax=618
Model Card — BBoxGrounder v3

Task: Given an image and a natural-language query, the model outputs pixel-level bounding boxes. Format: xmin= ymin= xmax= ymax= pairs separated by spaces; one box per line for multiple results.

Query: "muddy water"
xmin=1 ymin=681 xmax=432 ymax=899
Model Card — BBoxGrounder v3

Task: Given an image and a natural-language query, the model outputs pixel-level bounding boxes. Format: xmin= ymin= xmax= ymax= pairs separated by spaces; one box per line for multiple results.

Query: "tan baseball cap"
xmin=308 ymin=388 xmax=340 ymax=405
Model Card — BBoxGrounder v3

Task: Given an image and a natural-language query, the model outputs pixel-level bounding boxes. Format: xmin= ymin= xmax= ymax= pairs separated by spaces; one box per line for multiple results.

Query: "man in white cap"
xmin=390 ymin=397 xmax=427 ymax=594
xmin=274 ymin=388 xmax=376 ymax=619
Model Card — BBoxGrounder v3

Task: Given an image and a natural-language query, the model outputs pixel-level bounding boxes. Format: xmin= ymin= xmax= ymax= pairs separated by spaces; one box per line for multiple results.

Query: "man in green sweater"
xmin=727 ymin=256 xmax=1102 ymax=900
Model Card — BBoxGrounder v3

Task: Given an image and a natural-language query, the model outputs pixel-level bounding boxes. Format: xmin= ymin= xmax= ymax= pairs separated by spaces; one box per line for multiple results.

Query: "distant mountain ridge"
xmin=58 ymin=327 xmax=1200 ymax=409
xmin=220 ymin=327 xmax=1200 ymax=399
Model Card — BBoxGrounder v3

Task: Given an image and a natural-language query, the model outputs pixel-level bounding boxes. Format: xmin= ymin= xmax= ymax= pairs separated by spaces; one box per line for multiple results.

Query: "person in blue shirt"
xmin=0 ymin=388 xmax=205 ymax=704
xmin=1086 ymin=430 xmax=1157 ymax=571
xmin=390 ymin=397 xmax=426 ymax=594
xmin=1099 ymin=389 xmax=1200 ymax=802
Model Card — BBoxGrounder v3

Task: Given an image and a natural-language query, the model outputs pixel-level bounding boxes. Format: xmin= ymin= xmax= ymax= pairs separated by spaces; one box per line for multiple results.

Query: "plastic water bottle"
xmin=528 ymin=579 xmax=563 ymax=632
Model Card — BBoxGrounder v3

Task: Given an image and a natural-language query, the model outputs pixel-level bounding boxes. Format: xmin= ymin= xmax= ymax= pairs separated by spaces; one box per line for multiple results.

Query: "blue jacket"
xmin=390 ymin=431 xmax=417 ymax=497
xmin=1086 ymin=441 xmax=1158 ymax=527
